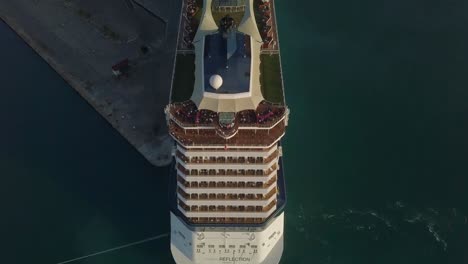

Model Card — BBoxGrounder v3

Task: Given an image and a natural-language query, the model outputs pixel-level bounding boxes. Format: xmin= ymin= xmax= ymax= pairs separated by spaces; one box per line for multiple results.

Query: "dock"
xmin=0 ymin=0 xmax=182 ymax=166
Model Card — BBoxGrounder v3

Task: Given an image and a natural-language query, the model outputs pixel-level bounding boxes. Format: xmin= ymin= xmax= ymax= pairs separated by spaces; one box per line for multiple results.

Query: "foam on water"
xmin=290 ymin=202 xmax=468 ymax=255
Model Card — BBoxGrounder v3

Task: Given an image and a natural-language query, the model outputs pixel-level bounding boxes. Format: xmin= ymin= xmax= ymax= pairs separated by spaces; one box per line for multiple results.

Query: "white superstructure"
xmin=167 ymin=0 xmax=288 ymax=263
xmin=171 ymin=212 xmax=284 ymax=264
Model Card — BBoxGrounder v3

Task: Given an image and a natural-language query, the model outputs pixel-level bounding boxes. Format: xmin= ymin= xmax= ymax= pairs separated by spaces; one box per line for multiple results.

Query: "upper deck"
xmin=172 ymin=0 xmax=285 ymax=105
xmin=169 ymin=100 xmax=285 ymax=128
xmin=204 ymin=32 xmax=251 ymax=94
xmin=179 ymin=0 xmax=280 ymax=52
xmin=167 ymin=0 xmax=287 ymax=147
xmin=166 ymin=100 xmax=286 ymax=147
xmin=171 ymin=53 xmax=284 ymax=105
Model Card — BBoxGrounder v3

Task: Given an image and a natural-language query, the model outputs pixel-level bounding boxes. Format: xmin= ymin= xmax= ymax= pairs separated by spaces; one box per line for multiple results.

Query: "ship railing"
xmin=169 ymin=121 xmax=286 ymax=147
xmin=189 ymin=217 xmax=267 ymax=224
xmin=181 ymin=146 xmax=276 ymax=152
xmin=177 ymin=177 xmax=277 ymax=189
xmin=181 ymin=171 xmax=270 ymax=177
xmin=176 ymin=163 xmax=278 ymax=177
xmin=168 ymin=108 xmax=286 ymax=129
xmin=176 ymin=150 xmax=279 ymax=165
xmin=179 ymin=200 xmax=277 ymax=213
xmin=177 ymin=187 xmax=277 ymax=201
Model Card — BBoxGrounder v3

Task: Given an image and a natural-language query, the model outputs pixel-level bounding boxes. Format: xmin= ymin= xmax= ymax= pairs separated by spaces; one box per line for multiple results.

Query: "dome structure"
xmin=209 ymin=74 xmax=223 ymax=89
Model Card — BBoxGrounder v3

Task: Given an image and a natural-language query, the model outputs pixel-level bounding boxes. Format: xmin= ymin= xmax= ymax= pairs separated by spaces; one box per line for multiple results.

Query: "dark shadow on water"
xmin=0 ymin=21 xmax=174 ymax=264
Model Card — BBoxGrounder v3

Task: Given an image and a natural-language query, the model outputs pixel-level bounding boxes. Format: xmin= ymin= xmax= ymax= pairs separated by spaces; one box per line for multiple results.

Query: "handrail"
xmin=169 ymin=119 xmax=286 ymax=147
xmin=176 ymin=163 xmax=278 ymax=176
xmin=177 ymin=187 xmax=277 ymax=201
xmin=179 ymin=200 xmax=277 ymax=213
xmin=177 ymin=176 xmax=278 ymax=189
xmin=167 ymin=101 xmax=286 ymax=129
xmin=176 ymin=150 xmax=279 ymax=165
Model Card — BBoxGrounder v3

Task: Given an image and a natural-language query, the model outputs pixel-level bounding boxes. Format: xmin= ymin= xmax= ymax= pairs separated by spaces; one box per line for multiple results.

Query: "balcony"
xmin=177 ymin=176 xmax=278 ymax=189
xmin=177 ymin=186 xmax=276 ymax=201
xmin=189 ymin=217 xmax=266 ymax=224
xmin=167 ymin=101 xmax=286 ymax=129
xmin=177 ymin=163 xmax=278 ymax=177
xmin=179 ymin=199 xmax=277 ymax=213
xmin=181 ymin=145 xmax=276 ymax=152
xmin=176 ymin=150 xmax=279 ymax=165
xmin=169 ymin=118 xmax=285 ymax=147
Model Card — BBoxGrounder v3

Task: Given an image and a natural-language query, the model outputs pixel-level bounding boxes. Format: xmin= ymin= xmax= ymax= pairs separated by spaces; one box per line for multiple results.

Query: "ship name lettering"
xmin=219 ymin=257 xmax=250 ymax=262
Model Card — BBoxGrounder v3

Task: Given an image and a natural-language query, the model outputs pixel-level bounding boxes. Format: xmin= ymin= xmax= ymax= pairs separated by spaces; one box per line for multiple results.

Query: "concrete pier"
xmin=0 ymin=0 xmax=182 ymax=166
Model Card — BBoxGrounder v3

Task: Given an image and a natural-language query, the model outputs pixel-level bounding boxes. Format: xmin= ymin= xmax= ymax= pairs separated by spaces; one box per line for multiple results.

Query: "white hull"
xmin=170 ymin=212 xmax=284 ymax=264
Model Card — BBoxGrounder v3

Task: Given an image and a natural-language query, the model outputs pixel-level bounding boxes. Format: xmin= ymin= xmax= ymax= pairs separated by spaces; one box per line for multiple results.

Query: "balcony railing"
xmin=168 ymin=101 xmax=286 ymax=130
xmin=176 ymin=150 xmax=279 ymax=165
xmin=181 ymin=146 xmax=276 ymax=152
xmin=178 ymin=200 xmax=277 ymax=213
xmin=177 ymin=163 xmax=278 ymax=177
xmin=188 ymin=217 xmax=266 ymax=224
xmin=177 ymin=187 xmax=277 ymax=201
xmin=169 ymin=119 xmax=286 ymax=147
xmin=177 ymin=176 xmax=278 ymax=189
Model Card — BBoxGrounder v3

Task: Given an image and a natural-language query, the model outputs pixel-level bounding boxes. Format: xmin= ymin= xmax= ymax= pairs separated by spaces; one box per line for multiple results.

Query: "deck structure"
xmin=166 ymin=0 xmax=289 ymax=263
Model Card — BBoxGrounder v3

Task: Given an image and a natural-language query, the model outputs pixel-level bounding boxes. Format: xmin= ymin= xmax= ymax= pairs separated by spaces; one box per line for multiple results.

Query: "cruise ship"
xmin=165 ymin=0 xmax=289 ymax=263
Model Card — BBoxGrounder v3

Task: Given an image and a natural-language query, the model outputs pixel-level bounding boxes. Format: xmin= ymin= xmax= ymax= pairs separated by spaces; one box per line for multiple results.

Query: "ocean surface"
xmin=2 ymin=0 xmax=468 ymax=263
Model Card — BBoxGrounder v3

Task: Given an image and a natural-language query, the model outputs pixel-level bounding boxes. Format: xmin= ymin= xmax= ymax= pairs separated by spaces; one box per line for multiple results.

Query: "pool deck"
xmin=0 ymin=0 xmax=182 ymax=166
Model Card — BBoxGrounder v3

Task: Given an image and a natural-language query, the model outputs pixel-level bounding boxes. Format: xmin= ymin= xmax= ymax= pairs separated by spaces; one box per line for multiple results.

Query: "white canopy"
xmin=190 ymin=0 xmax=264 ymax=112
xmin=238 ymin=0 xmax=262 ymax=43
xmin=193 ymin=0 xmax=218 ymax=42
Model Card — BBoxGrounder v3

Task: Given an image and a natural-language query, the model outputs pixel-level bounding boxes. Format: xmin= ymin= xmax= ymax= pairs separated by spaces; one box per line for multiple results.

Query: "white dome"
xmin=209 ymin=74 xmax=223 ymax=89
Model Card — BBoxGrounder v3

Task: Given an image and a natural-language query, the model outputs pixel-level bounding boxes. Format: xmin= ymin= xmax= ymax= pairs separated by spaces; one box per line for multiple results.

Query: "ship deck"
xmin=179 ymin=0 xmax=281 ymax=52
xmin=171 ymin=53 xmax=284 ymax=104
xmin=167 ymin=0 xmax=288 ymax=231
xmin=172 ymin=0 xmax=285 ymax=104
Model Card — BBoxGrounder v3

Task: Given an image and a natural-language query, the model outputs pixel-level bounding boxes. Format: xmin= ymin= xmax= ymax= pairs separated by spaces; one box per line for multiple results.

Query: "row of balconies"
xmin=189 ymin=217 xmax=265 ymax=224
xmin=177 ymin=176 xmax=277 ymax=189
xmin=177 ymin=163 xmax=278 ymax=176
xmin=182 ymin=146 xmax=275 ymax=152
xmin=179 ymin=200 xmax=277 ymax=213
xmin=176 ymin=150 xmax=279 ymax=165
xmin=169 ymin=117 xmax=286 ymax=147
xmin=177 ymin=187 xmax=276 ymax=201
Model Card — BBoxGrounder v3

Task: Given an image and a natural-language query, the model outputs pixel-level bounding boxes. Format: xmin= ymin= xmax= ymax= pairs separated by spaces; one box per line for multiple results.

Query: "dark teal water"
xmin=0 ymin=21 xmax=172 ymax=264
xmin=2 ymin=0 xmax=468 ymax=263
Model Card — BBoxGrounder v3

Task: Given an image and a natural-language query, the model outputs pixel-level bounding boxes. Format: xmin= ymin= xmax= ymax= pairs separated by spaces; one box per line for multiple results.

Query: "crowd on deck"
xmin=170 ymin=120 xmax=284 ymax=147
xmin=238 ymin=102 xmax=285 ymax=125
xmin=181 ymin=0 xmax=199 ymax=49
xmin=173 ymin=101 xmax=218 ymax=125
xmin=256 ymin=102 xmax=285 ymax=124
xmin=187 ymin=0 xmax=197 ymax=15
xmin=172 ymin=100 xmax=285 ymax=128
xmin=256 ymin=0 xmax=276 ymax=49
xmin=220 ymin=122 xmax=235 ymax=129
xmin=238 ymin=110 xmax=257 ymax=124
xmin=180 ymin=0 xmax=277 ymax=50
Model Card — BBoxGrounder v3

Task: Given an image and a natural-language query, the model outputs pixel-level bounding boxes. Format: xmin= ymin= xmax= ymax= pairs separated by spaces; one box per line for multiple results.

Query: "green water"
xmin=2 ymin=0 xmax=468 ymax=263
